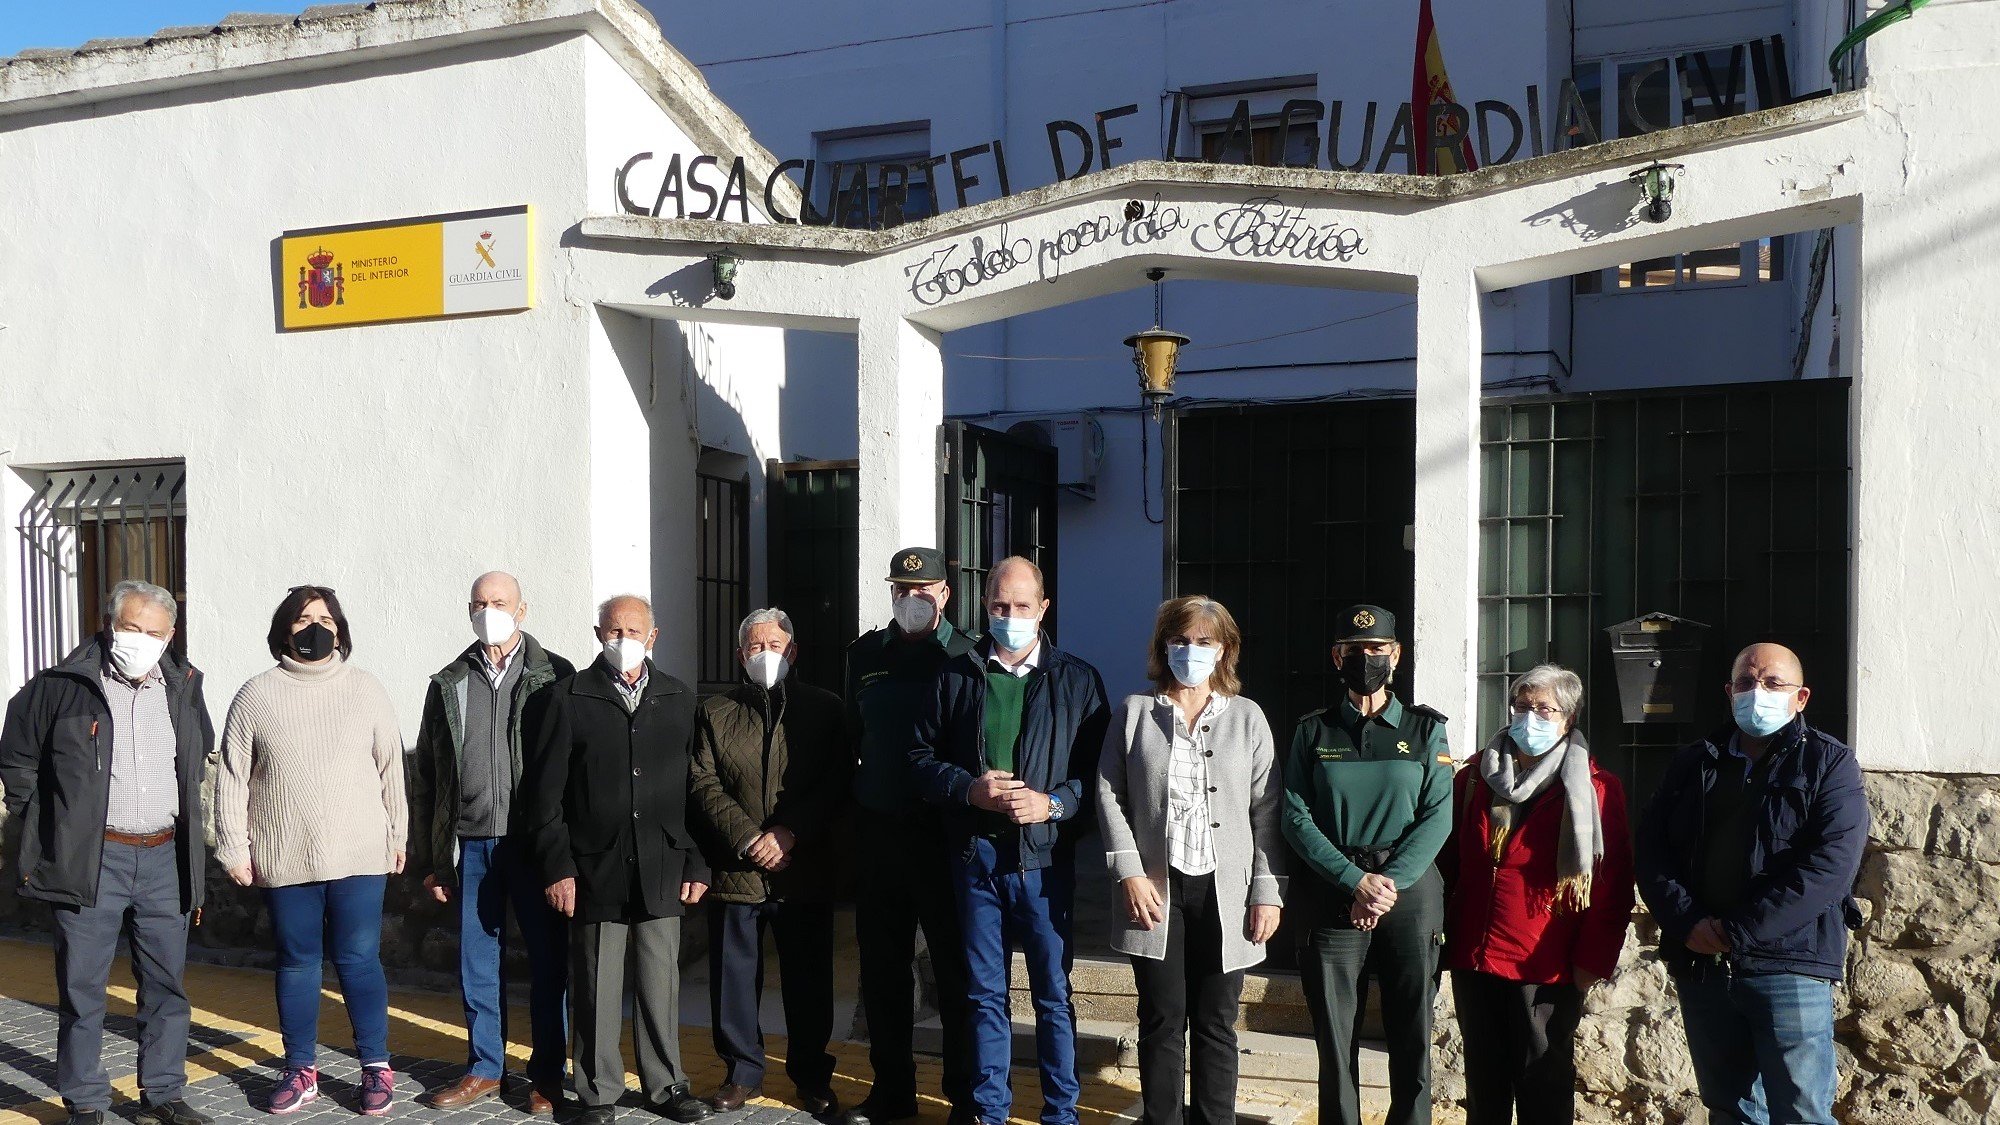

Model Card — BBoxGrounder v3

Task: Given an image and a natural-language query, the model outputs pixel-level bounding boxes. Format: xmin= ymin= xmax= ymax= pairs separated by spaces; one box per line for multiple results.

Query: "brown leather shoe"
xmin=705 ymin=1083 xmax=761 ymax=1112
xmin=524 ymin=1086 xmax=556 ymax=1116
xmin=426 ymin=1074 xmax=502 ymax=1108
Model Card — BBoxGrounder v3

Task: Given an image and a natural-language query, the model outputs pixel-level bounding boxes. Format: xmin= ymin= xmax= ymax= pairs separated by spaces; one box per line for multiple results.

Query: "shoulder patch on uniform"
xmin=1408 ymin=704 xmax=1449 ymax=724
xmin=1296 ymin=707 xmax=1328 ymax=723
xmin=1436 ymin=753 xmax=1454 ymax=765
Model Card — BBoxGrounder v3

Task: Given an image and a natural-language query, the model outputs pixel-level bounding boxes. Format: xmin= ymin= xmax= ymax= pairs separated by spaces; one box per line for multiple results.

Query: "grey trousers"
xmin=52 ymin=838 xmax=191 ymax=1112
xmin=570 ymin=915 xmax=686 ymax=1106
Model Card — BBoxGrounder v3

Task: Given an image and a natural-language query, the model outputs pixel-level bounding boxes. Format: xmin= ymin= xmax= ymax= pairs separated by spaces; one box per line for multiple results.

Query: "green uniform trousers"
xmin=1299 ymin=865 xmax=1445 ymax=1125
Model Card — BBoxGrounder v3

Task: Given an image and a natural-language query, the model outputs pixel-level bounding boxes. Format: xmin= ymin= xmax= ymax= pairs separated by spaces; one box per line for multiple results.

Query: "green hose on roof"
xmin=1829 ymin=0 xmax=1932 ymax=85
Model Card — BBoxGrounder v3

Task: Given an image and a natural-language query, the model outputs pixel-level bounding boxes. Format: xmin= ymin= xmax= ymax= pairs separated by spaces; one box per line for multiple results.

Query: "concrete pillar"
xmin=1411 ymin=270 xmax=1482 ymax=751
xmin=855 ymin=314 xmax=944 ymax=635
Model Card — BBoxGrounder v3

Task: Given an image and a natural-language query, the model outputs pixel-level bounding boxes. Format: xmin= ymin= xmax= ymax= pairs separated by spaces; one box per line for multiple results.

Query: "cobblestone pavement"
xmin=0 ymin=937 xmax=1180 ymax=1125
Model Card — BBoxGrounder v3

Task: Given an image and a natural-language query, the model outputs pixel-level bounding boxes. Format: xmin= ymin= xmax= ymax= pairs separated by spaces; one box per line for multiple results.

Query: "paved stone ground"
xmin=0 ymin=936 xmax=1175 ymax=1125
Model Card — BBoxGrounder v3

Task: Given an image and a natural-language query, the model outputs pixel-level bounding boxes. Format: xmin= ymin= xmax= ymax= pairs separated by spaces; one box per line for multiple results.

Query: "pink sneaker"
xmin=358 ymin=1065 xmax=395 ymax=1116
xmin=267 ymin=1066 xmax=318 ymax=1115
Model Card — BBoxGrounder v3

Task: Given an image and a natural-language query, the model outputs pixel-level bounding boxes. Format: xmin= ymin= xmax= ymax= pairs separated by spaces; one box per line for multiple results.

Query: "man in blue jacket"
xmin=1636 ymin=642 xmax=1867 ymax=1125
xmin=909 ymin=556 xmax=1109 ymax=1125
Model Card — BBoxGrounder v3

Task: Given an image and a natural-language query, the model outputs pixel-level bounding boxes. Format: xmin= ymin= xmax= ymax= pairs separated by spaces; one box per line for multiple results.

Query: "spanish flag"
xmin=1412 ymin=0 xmax=1479 ymax=174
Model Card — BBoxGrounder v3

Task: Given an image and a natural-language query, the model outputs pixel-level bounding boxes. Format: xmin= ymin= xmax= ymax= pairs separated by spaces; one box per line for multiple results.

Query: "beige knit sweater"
xmin=214 ymin=655 xmax=408 ymax=887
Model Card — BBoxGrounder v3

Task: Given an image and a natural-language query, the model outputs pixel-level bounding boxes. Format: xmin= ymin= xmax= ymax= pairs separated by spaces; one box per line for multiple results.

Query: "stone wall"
xmin=1433 ymin=770 xmax=2000 ymax=1125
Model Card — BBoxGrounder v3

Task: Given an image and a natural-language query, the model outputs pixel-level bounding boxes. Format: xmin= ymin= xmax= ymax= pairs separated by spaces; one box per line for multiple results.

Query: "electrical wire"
xmin=951 ymin=298 xmax=1418 ymax=363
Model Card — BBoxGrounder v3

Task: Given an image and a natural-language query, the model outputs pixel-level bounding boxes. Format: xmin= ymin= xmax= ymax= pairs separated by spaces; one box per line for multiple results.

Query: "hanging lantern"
xmin=1125 ymin=326 xmax=1190 ymax=417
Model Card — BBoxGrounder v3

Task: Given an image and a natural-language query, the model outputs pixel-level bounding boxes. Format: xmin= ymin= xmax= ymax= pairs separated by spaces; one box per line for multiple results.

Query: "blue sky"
xmin=0 ymin=1 xmax=313 ymax=56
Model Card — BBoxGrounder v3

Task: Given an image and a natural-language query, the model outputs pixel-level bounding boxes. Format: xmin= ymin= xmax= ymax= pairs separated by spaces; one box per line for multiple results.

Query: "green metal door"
xmin=767 ymin=460 xmax=860 ymax=694
xmin=941 ymin=421 xmax=1060 ymax=640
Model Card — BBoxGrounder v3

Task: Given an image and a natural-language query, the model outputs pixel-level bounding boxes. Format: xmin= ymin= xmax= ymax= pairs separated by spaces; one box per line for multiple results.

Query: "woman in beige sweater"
xmin=214 ymin=586 xmax=407 ymax=1117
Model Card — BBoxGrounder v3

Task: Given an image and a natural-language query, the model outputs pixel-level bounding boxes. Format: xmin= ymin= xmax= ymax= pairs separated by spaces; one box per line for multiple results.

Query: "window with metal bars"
xmin=16 ymin=463 xmax=188 ymax=675
xmin=1479 ymin=380 xmax=1850 ymax=809
xmin=696 ymin=468 xmax=751 ymax=693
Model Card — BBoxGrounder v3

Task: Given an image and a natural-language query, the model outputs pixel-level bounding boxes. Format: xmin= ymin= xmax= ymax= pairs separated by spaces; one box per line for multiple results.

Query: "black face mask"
xmin=1338 ymin=651 xmax=1393 ymax=696
xmin=291 ymin=622 xmax=336 ymax=662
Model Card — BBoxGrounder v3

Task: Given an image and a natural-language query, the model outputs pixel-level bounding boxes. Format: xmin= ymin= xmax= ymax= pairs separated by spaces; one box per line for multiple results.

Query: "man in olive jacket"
xmin=407 ymin=572 xmax=574 ymax=1112
xmin=0 ymin=580 xmax=212 ymax=1125
xmin=520 ymin=595 xmax=712 ymax=1125
xmin=688 ymin=608 xmax=850 ymax=1115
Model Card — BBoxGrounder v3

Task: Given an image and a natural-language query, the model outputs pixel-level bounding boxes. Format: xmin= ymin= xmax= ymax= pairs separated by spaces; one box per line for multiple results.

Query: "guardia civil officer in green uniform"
xmin=1283 ymin=604 xmax=1453 ymax=1125
xmin=840 ymin=547 xmax=977 ymax=1125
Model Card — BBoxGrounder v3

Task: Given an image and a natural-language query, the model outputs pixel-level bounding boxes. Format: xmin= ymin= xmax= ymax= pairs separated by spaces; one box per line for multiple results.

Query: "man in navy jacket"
xmin=1637 ymin=642 xmax=1867 ymax=1125
xmin=909 ymin=556 xmax=1109 ymax=1125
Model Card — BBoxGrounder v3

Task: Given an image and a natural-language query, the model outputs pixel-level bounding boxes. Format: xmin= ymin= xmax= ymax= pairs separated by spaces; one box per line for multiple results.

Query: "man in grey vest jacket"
xmin=409 ymin=572 xmax=574 ymax=1113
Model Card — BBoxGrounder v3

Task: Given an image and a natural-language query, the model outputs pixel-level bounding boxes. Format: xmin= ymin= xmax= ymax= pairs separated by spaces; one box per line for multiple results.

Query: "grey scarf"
xmin=1478 ymin=727 xmax=1604 ymax=914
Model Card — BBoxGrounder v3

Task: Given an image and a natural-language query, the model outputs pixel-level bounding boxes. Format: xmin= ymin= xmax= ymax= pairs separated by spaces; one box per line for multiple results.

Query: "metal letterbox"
xmin=1604 ymin=612 xmax=1710 ymax=723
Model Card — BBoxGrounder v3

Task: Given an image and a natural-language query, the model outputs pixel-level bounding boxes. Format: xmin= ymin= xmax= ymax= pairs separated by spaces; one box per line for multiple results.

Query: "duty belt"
xmin=1338 ymin=846 xmax=1394 ymax=873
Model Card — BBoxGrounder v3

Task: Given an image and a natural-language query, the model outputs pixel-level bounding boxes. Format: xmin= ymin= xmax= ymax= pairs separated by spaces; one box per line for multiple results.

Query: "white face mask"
xmin=472 ymin=607 xmax=518 ymax=647
xmin=744 ymin=650 xmax=790 ymax=689
xmin=892 ymin=591 xmax=938 ymax=634
xmin=1165 ymin=643 xmax=1219 ymax=689
xmin=602 ymin=636 xmax=648 ymax=673
xmin=109 ymin=629 xmax=168 ymax=680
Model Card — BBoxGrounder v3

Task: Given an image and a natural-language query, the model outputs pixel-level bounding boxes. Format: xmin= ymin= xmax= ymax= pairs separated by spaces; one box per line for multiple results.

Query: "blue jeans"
xmin=265 ymin=874 xmax=390 ymax=1068
xmin=951 ymin=836 xmax=1077 ymax=1125
xmin=1675 ymin=967 xmax=1837 ymax=1125
xmin=458 ymin=836 xmax=569 ymax=1085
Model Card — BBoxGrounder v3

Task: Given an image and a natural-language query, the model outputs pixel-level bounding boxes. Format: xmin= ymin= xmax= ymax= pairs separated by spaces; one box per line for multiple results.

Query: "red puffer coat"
xmin=1441 ymin=753 xmax=1636 ymax=984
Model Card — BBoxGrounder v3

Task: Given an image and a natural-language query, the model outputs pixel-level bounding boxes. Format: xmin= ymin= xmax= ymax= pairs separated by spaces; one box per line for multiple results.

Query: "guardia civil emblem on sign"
xmin=297 ymin=246 xmax=345 ymax=309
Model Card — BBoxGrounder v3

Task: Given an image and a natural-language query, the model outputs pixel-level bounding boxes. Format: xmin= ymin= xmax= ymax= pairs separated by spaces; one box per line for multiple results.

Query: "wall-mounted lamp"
xmin=1124 ymin=270 xmax=1188 ymax=419
xmin=1629 ymin=162 xmax=1683 ymax=224
xmin=709 ymin=252 xmax=739 ymax=300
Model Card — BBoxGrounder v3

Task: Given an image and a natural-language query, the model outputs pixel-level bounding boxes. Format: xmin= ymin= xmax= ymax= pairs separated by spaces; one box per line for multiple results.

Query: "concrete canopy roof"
xmin=0 ymin=0 xmax=802 ymax=215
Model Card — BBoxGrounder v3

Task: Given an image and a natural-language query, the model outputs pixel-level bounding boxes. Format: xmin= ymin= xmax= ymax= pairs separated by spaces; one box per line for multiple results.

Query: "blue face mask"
xmin=988 ymin=615 xmax=1039 ymax=652
xmin=1165 ymin=643 xmax=1219 ymax=688
xmin=1732 ymin=688 xmax=1796 ymax=738
xmin=1508 ymin=711 xmax=1566 ymax=756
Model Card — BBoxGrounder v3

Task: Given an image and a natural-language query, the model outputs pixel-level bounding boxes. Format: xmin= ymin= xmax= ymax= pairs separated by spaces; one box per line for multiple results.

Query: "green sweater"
xmin=1281 ymin=695 xmax=1453 ymax=893
xmin=982 ymin=666 xmax=1030 ymax=773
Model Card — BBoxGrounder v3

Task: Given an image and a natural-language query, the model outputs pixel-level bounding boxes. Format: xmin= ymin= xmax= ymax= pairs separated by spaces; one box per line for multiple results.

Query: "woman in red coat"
xmin=1442 ymin=664 xmax=1634 ymax=1125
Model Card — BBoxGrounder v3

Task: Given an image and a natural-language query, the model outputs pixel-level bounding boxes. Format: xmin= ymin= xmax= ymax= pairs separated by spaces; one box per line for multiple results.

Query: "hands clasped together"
xmin=968 ymin=769 xmax=1053 ymax=824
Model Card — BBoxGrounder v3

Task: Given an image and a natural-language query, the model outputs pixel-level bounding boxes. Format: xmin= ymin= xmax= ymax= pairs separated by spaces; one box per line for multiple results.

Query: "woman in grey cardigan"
xmin=1096 ymin=595 xmax=1286 ymax=1125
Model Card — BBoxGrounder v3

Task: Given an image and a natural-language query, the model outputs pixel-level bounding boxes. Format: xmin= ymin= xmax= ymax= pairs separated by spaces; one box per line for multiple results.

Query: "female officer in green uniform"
xmin=1282 ymin=604 xmax=1453 ymax=1125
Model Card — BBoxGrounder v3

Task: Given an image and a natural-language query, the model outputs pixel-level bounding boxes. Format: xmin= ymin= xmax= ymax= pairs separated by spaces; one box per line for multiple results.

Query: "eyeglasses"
xmin=1509 ymin=702 xmax=1566 ymax=717
xmin=1729 ymin=677 xmax=1802 ymax=694
xmin=288 ymin=584 xmax=336 ymax=596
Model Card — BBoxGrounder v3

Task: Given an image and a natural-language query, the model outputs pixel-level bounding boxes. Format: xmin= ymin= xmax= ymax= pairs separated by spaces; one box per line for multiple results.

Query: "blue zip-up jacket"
xmin=908 ymin=632 xmax=1110 ymax=872
xmin=1635 ymin=716 xmax=1867 ymax=980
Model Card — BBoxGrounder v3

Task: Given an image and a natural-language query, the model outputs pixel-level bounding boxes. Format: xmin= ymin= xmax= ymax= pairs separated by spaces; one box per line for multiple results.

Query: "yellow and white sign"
xmin=280 ymin=205 xmax=534 ymax=330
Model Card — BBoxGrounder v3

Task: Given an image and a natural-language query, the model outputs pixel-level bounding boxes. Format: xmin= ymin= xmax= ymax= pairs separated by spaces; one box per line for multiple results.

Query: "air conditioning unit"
xmin=1007 ymin=414 xmax=1105 ymax=498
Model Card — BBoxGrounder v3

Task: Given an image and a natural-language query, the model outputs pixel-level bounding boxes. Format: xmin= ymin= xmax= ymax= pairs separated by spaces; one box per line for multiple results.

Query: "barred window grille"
xmin=17 ymin=463 xmax=187 ymax=675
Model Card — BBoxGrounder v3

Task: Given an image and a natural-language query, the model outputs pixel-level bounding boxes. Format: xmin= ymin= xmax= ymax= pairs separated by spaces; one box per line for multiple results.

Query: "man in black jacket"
xmin=1637 ymin=642 xmax=1868 ymax=1125
xmin=520 ymin=595 xmax=711 ymax=1125
xmin=408 ymin=572 xmax=575 ymax=1113
xmin=910 ymin=557 xmax=1109 ymax=1125
xmin=0 ymin=580 xmax=213 ymax=1125
xmin=840 ymin=548 xmax=976 ymax=1125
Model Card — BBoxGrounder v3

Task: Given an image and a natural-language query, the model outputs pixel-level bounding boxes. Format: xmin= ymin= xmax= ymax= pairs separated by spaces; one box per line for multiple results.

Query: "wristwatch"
xmin=1047 ymin=795 xmax=1065 ymax=822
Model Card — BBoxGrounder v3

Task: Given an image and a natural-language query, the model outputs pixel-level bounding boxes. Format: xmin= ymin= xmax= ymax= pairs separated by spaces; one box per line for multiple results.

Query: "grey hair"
xmin=105 ymin=579 xmax=177 ymax=626
xmin=737 ymin=607 xmax=795 ymax=648
xmin=596 ymin=594 xmax=654 ymax=628
xmin=1510 ymin=663 xmax=1583 ymax=721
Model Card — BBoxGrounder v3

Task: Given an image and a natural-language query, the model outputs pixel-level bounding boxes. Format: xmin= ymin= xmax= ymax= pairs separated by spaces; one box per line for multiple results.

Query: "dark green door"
xmin=766 ymin=460 xmax=859 ymax=695
xmin=1168 ymin=401 xmax=1420 ymax=733
xmin=941 ymin=421 xmax=1060 ymax=640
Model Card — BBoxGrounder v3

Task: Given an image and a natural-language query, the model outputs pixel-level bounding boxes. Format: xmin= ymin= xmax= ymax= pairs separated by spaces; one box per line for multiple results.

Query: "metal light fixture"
xmin=709 ymin=252 xmax=739 ymax=300
xmin=1629 ymin=162 xmax=1682 ymax=224
xmin=1125 ymin=268 xmax=1189 ymax=419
